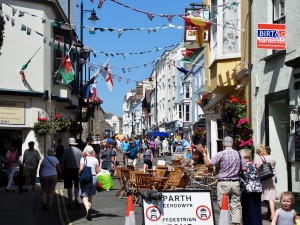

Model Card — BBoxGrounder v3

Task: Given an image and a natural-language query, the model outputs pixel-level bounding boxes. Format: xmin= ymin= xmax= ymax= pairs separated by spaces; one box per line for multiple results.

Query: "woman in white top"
xmin=39 ymin=148 xmax=62 ymax=210
xmin=79 ymin=145 xmax=100 ymax=221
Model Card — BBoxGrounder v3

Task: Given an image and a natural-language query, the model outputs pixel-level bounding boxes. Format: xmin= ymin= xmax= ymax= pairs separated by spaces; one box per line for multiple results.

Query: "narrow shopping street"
xmin=0 ymin=154 xmax=285 ymax=225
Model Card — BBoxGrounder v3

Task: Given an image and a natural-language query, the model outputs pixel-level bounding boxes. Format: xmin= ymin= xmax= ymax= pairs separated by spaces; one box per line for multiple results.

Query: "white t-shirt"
xmin=40 ymin=156 xmax=59 ymax=177
xmin=80 ymin=156 xmax=99 ymax=175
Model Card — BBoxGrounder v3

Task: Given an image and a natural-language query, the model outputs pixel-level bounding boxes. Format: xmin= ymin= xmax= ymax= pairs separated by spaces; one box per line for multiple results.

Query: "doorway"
xmin=0 ymin=129 xmax=23 ymax=157
xmin=266 ymin=90 xmax=290 ymax=196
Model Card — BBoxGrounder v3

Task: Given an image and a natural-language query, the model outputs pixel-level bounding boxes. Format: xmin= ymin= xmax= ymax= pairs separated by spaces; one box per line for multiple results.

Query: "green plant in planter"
xmin=52 ymin=114 xmax=70 ymax=133
xmin=34 ymin=117 xmax=52 ymax=136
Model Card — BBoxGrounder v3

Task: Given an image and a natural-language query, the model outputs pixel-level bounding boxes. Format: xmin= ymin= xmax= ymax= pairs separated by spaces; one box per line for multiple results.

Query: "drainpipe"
xmin=248 ymin=0 xmax=252 ymax=125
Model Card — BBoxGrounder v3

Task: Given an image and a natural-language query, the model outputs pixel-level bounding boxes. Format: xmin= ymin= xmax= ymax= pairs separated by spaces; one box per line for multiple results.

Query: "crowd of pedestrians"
xmin=2 ymin=134 xmax=298 ymax=224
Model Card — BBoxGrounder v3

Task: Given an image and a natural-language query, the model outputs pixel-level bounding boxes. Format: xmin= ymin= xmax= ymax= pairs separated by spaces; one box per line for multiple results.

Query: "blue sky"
xmin=78 ymin=0 xmax=198 ymax=116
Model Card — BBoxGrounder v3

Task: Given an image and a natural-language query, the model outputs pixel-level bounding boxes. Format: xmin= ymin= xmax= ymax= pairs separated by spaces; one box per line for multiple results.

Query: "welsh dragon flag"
xmin=58 ymin=53 xmax=74 ymax=83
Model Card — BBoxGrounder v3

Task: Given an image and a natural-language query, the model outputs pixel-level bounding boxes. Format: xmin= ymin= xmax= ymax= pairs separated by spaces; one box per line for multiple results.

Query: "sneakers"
xmin=74 ymin=199 xmax=80 ymax=208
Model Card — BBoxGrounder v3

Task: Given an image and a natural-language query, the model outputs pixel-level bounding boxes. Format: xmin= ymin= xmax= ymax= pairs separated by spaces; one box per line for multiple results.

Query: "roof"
xmin=104 ymin=112 xmax=114 ymax=119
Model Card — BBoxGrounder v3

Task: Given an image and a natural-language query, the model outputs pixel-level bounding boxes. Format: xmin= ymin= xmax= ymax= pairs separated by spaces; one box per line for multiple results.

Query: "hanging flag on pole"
xmin=57 ymin=53 xmax=74 ymax=83
xmin=170 ymin=64 xmax=195 ymax=76
xmin=84 ymin=59 xmax=110 ymax=87
xmin=19 ymin=47 xmax=41 ymax=80
xmin=101 ymin=62 xmax=114 ymax=92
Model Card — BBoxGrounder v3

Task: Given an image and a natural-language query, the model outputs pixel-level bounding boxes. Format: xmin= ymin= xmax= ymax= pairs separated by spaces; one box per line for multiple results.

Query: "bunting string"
xmin=0 ymin=9 xmax=183 ymax=58
xmin=104 ymin=0 xmax=240 ymax=22
xmin=3 ymin=2 xmax=243 ymax=42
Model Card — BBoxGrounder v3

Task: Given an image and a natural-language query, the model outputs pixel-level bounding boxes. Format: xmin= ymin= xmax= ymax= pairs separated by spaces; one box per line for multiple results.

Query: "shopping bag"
xmin=96 ymin=169 xmax=114 ymax=191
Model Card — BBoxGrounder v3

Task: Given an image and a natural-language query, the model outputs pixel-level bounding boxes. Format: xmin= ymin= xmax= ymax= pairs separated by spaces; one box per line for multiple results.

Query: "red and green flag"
xmin=58 ymin=53 xmax=74 ymax=83
xmin=181 ymin=47 xmax=205 ymax=63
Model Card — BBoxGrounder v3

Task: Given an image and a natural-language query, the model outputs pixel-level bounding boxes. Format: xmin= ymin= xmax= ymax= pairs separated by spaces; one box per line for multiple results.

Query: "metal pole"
xmin=80 ymin=1 xmax=83 ymax=43
xmin=68 ymin=0 xmax=70 ymax=22
xmin=155 ymin=74 xmax=158 ymax=130
xmin=79 ymin=1 xmax=83 ymax=142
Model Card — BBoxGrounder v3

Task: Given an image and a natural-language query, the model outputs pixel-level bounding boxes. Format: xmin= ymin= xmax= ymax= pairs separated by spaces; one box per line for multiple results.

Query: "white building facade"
xmin=0 ymin=1 xmax=79 ymax=157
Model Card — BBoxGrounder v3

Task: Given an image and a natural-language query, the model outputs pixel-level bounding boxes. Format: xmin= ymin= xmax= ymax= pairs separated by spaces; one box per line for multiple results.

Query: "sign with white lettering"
xmin=257 ymin=23 xmax=286 ymax=50
xmin=0 ymin=101 xmax=25 ymax=125
xmin=143 ymin=191 xmax=215 ymax=225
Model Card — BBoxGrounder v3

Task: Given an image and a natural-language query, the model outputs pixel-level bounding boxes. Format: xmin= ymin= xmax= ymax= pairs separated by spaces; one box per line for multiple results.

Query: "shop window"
xmin=185 ymin=105 xmax=190 ymax=122
xmin=273 ymin=0 xmax=285 ymax=24
xmin=178 ymin=105 xmax=182 ymax=119
xmin=54 ymin=35 xmax=64 ymax=83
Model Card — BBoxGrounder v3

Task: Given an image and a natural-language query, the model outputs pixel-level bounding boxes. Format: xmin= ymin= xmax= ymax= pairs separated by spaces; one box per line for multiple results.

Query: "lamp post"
xmin=79 ymin=1 xmax=99 ymax=141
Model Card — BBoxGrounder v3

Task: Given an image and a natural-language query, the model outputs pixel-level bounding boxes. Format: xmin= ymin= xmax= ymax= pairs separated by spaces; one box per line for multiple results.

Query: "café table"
xmin=150 ymin=177 xmax=169 ymax=190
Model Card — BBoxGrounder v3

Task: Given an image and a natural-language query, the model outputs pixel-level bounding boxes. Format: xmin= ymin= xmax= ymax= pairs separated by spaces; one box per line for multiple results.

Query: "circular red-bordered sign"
xmin=196 ymin=205 xmax=211 ymax=221
xmin=146 ymin=206 xmax=162 ymax=222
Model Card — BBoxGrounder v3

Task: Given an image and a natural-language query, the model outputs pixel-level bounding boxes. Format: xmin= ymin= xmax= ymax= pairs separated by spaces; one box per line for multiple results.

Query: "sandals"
xmin=86 ymin=209 xmax=92 ymax=221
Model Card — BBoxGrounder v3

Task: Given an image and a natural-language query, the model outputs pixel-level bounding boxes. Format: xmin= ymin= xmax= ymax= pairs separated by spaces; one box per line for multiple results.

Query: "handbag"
xmin=3 ymin=151 xmax=16 ymax=170
xmin=258 ymin=155 xmax=274 ymax=181
xmin=79 ymin=158 xmax=93 ymax=185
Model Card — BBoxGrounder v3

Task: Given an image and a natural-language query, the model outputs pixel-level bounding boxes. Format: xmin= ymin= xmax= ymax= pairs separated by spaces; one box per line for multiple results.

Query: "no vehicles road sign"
xmin=142 ymin=190 xmax=215 ymax=225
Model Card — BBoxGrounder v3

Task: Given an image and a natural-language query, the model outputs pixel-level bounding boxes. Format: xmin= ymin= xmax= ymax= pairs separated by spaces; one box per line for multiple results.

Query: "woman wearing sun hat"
xmin=39 ymin=148 xmax=62 ymax=210
xmin=79 ymin=145 xmax=101 ymax=221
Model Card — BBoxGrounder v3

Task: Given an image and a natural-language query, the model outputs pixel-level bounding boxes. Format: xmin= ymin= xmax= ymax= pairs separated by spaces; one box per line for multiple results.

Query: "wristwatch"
xmin=203 ymin=153 xmax=207 ymax=156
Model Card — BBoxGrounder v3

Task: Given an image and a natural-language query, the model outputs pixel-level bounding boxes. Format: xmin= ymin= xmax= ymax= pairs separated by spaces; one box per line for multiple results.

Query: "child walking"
xmin=271 ymin=191 xmax=296 ymax=225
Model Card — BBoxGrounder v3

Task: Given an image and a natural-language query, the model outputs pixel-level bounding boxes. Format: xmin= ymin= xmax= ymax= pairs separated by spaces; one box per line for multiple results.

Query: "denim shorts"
xmin=80 ymin=176 xmax=97 ymax=197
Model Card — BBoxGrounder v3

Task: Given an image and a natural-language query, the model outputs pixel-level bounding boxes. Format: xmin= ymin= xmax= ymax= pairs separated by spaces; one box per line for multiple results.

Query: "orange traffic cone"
xmin=218 ymin=193 xmax=230 ymax=225
xmin=125 ymin=195 xmax=136 ymax=225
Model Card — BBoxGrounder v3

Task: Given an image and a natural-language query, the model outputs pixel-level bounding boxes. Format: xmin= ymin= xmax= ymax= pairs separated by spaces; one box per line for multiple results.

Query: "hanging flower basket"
xmin=192 ymin=127 xmax=207 ymax=145
xmin=52 ymin=114 xmax=70 ymax=133
xmin=34 ymin=117 xmax=52 ymax=136
xmin=220 ymin=96 xmax=254 ymax=150
xmin=197 ymin=92 xmax=212 ymax=108
xmin=221 ymin=95 xmax=246 ymax=123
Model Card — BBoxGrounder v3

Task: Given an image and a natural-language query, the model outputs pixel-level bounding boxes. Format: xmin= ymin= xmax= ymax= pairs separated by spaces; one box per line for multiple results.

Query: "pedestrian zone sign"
xmin=257 ymin=23 xmax=286 ymax=50
xmin=142 ymin=191 xmax=215 ymax=225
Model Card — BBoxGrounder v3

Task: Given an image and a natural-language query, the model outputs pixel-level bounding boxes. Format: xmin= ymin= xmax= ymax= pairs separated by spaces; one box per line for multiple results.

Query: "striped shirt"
xmin=210 ymin=147 xmax=246 ymax=180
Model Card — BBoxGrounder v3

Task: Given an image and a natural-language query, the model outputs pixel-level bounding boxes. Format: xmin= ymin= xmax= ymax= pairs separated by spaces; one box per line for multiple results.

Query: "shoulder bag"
xmin=258 ymin=155 xmax=274 ymax=181
xmin=3 ymin=151 xmax=16 ymax=170
xmin=79 ymin=157 xmax=93 ymax=185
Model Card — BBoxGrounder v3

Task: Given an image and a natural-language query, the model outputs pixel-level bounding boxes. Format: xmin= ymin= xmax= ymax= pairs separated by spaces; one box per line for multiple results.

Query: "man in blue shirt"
xmin=121 ymin=138 xmax=130 ymax=164
xmin=134 ymin=136 xmax=141 ymax=152
xmin=127 ymin=141 xmax=139 ymax=167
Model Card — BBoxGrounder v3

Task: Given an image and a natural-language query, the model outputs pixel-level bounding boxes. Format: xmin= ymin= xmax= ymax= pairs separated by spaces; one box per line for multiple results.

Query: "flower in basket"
xmin=236 ymin=118 xmax=254 ymax=150
xmin=52 ymin=114 xmax=70 ymax=133
xmin=192 ymin=128 xmax=207 ymax=145
xmin=197 ymin=92 xmax=212 ymax=108
xmin=34 ymin=117 xmax=52 ymax=136
xmin=222 ymin=95 xmax=246 ymax=123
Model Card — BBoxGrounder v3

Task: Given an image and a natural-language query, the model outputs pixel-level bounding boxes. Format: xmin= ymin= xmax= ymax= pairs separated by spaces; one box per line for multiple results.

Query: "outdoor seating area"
xmin=115 ymin=159 xmax=218 ymax=206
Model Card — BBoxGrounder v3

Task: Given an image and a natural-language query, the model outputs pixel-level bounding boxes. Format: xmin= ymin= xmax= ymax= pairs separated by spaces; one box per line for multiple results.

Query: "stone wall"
xmin=82 ymin=105 xmax=106 ymax=140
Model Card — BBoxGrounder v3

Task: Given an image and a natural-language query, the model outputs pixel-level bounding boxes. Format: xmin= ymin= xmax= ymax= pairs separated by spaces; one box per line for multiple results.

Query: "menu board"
xmin=295 ymin=121 xmax=300 ymax=161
